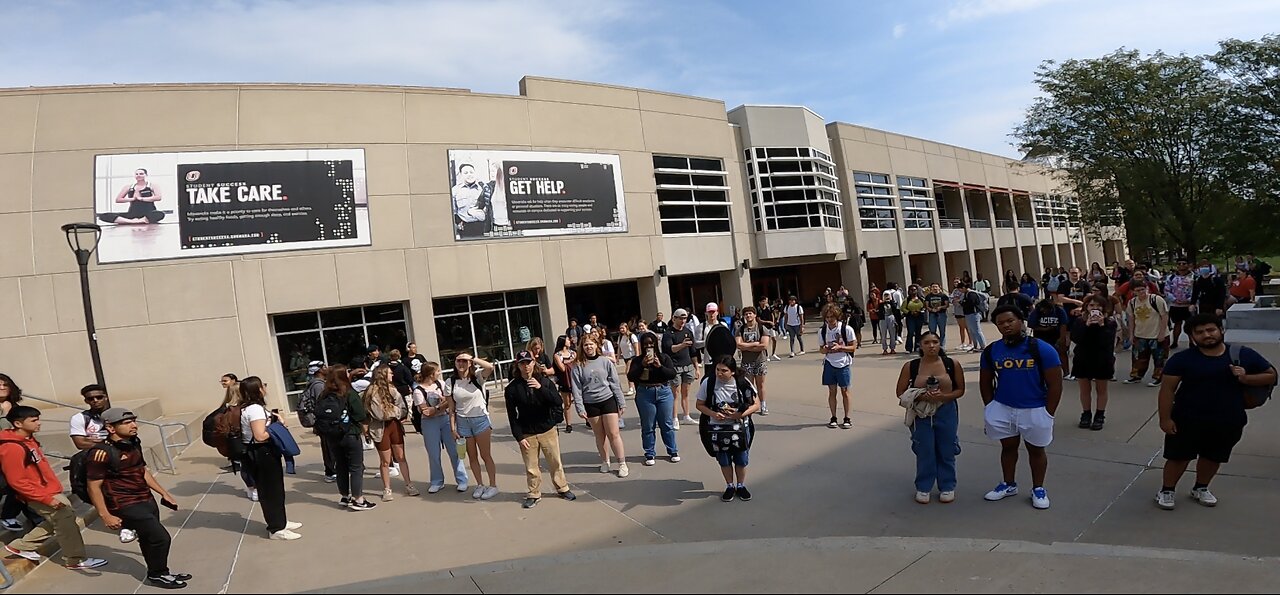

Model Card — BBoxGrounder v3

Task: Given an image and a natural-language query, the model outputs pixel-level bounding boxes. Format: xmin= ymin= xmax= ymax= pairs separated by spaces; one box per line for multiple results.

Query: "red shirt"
xmin=1116 ymin=280 xmax=1159 ymax=305
xmin=1230 ymin=276 xmax=1256 ymax=300
xmin=86 ymin=439 xmax=153 ymax=512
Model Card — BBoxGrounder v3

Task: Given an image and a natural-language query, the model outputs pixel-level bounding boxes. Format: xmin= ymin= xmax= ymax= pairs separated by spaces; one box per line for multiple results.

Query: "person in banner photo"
xmin=98 ymin=168 xmax=166 ymax=225
xmin=452 ymin=162 xmax=502 ymax=239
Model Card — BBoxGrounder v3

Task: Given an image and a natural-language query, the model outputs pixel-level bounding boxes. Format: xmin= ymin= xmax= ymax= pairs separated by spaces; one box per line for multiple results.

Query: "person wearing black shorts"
xmin=1155 ymin=314 xmax=1276 ymax=510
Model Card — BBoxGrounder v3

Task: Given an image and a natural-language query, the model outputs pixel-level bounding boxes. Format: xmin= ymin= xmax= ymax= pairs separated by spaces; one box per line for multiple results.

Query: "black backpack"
xmin=296 ymin=378 xmax=326 ymax=428
xmin=820 ymin=320 xmax=850 ymax=345
xmin=312 ymin=393 xmax=351 ymax=438
xmin=68 ymin=442 xmax=122 ymax=504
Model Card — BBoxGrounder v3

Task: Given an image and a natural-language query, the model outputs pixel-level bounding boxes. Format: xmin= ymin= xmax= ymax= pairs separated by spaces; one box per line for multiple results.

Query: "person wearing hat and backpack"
xmin=86 ymin=407 xmax=193 ymax=589
xmin=895 ymin=331 xmax=966 ymax=504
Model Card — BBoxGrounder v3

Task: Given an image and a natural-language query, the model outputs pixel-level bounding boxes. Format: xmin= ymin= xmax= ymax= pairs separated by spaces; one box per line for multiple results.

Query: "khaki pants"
xmin=9 ymin=494 xmax=86 ymax=564
xmin=520 ymin=428 xmax=569 ymax=499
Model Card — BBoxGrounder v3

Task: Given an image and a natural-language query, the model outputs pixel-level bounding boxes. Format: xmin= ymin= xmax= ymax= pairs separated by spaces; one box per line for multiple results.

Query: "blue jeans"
xmin=911 ymin=400 xmax=959 ymax=492
xmin=788 ymin=325 xmax=804 ymax=352
xmin=421 ymin=413 xmax=468 ymax=489
xmin=965 ymin=313 xmax=987 ymax=349
xmin=927 ymin=311 xmax=948 ymax=346
xmin=635 ymin=385 xmax=679 ymax=459
xmin=905 ymin=315 xmax=925 ymax=352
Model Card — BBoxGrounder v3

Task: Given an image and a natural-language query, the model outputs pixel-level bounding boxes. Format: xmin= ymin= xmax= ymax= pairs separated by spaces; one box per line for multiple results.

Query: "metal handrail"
xmin=939 ymin=218 xmax=963 ymax=229
xmin=994 ymin=219 xmax=1014 ymax=228
xmin=1017 ymin=220 xmax=1034 ymax=228
xmin=21 ymin=394 xmax=190 ymax=474
xmin=970 ymin=219 xmax=992 ymax=228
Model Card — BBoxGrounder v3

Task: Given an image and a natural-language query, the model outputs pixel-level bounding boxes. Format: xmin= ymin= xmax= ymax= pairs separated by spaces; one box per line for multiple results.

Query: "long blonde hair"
xmin=363 ymin=366 xmax=400 ymax=419
xmin=222 ymin=382 xmax=242 ymax=407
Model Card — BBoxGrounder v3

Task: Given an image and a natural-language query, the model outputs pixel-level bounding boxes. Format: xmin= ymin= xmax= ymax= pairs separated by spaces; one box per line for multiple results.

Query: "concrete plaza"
xmin=12 ymin=320 xmax=1280 ymax=593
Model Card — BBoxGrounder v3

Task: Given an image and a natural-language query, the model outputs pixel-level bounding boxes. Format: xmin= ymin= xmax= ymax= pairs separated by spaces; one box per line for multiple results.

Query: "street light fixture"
xmin=61 ymin=222 xmax=106 ymax=388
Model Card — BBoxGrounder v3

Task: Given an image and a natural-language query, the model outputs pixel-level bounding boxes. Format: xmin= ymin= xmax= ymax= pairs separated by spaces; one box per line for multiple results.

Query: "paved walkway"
xmin=12 ymin=320 xmax=1280 ymax=593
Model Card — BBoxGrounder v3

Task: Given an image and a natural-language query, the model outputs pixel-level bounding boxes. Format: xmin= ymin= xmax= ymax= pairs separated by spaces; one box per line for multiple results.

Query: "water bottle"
xmin=456 ymin=438 xmax=467 ymax=460
xmin=926 ymin=375 xmax=940 ymax=392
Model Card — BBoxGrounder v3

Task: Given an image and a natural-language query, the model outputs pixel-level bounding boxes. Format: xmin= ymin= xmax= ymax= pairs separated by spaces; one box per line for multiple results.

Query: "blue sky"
xmin=3 ymin=0 xmax=1278 ymax=157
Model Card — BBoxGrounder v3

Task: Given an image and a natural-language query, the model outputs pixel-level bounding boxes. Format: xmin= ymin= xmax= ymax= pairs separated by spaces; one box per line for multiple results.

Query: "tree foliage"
xmin=1014 ymin=38 xmax=1279 ymax=260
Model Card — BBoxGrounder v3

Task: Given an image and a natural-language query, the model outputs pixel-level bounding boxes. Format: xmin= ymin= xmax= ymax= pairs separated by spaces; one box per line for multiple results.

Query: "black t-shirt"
xmin=755 ymin=308 xmax=775 ymax=328
xmin=1166 ymin=345 xmax=1273 ymax=426
xmin=663 ymin=326 xmax=695 ymax=367
xmin=650 ymin=320 xmax=669 ymax=336
xmin=996 ymin=292 xmax=1035 ymax=316
xmin=924 ymin=293 xmax=948 ymax=312
xmin=1059 ymin=280 xmax=1091 ymax=316
xmin=961 ymin=291 xmax=984 ymax=315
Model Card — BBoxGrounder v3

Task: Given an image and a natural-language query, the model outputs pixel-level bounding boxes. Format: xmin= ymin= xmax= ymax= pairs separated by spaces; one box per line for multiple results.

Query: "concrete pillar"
xmin=719 ymin=267 xmax=753 ymax=310
xmin=638 ymin=273 xmax=672 ymax=322
xmin=921 ymin=251 xmax=946 ymax=286
xmin=840 ymin=256 xmax=869 ymax=303
xmin=540 ymin=242 xmax=569 ymax=343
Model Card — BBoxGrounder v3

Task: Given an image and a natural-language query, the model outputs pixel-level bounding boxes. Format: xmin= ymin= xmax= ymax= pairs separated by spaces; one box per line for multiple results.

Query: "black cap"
xmin=516 ymin=350 xmax=534 ymax=363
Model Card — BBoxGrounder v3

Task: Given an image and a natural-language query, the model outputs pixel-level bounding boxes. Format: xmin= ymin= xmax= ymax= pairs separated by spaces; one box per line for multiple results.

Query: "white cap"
xmin=705 ymin=302 xmax=719 ymax=312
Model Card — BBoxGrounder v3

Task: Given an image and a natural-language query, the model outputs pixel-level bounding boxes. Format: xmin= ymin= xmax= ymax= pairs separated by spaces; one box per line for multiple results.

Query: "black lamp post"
xmin=61 ymin=223 xmax=106 ymax=388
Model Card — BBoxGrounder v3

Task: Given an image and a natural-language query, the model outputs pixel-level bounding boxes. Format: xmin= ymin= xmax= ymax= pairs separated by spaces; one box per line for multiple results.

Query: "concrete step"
xmin=1227 ymin=303 xmax=1280 ymax=331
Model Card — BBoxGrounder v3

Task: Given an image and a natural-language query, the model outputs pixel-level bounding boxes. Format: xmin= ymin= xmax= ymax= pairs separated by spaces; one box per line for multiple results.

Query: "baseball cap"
xmin=307 ymin=360 xmax=325 ymax=375
xmin=705 ymin=302 xmax=719 ymax=312
xmin=102 ymin=407 xmax=137 ymax=425
xmin=516 ymin=350 xmax=534 ymax=363
xmin=366 ymin=344 xmax=379 ymax=354
xmin=673 ymin=308 xmax=689 ymax=318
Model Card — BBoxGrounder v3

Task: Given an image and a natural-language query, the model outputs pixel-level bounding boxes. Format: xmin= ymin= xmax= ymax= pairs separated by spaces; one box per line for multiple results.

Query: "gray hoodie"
xmin=569 ymin=356 xmax=624 ymax=418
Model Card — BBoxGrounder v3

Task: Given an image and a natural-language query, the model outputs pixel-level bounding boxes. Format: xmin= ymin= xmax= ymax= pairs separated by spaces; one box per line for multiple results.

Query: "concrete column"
xmin=404 ymin=249 xmax=441 ymax=364
xmin=639 ymin=273 xmax=672 ymax=321
xmin=840 ymin=256 xmax=869 ymax=303
xmin=540 ymin=242 xmax=569 ymax=343
xmin=719 ymin=267 xmax=753 ymax=310
xmin=922 ymin=251 xmax=946 ymax=286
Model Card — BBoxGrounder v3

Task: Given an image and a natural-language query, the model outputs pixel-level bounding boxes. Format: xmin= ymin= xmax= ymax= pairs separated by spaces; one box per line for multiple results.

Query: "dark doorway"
xmin=668 ymin=273 xmax=722 ymax=313
xmin=565 ymin=281 xmax=642 ymax=329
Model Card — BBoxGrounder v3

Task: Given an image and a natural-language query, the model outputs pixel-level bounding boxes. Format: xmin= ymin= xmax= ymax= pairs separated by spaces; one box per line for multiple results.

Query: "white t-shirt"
xmin=819 ymin=322 xmax=857 ymax=368
xmin=240 ymin=404 xmax=268 ymax=444
xmin=601 ymin=340 xmax=616 ymax=360
xmin=696 ymin=378 xmax=740 ymax=409
xmin=785 ymin=304 xmax=804 ymax=326
xmin=618 ymin=334 xmax=638 ymax=359
xmin=446 ymin=370 xmax=490 ymax=418
xmin=68 ymin=411 xmax=107 ymax=441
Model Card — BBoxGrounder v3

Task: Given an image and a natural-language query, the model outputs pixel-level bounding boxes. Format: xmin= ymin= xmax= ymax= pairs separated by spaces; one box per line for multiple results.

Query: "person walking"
xmin=87 ymin=407 xmax=193 ymax=588
xmin=629 ymin=332 xmax=680 ymax=466
xmin=449 ymin=353 xmax=499 ymax=500
xmin=895 ymin=332 xmax=965 ymax=504
xmin=979 ymin=306 xmax=1064 ymax=510
xmin=570 ymin=336 xmax=629 ymax=478
xmin=314 ymin=365 xmax=376 ymax=512
xmin=238 ymin=377 xmax=301 ymax=539
xmin=364 ymin=366 xmax=418 ymax=501
xmin=506 ymin=351 xmax=578 ymax=509
xmin=961 ymin=283 xmax=988 ymax=353
xmin=696 ymin=356 xmax=761 ymax=502
xmin=783 ymin=296 xmax=806 ymax=357
xmin=1 ymin=406 xmax=107 ymax=569
xmin=1070 ymin=295 xmax=1118 ymax=431
xmin=1155 ymin=314 xmax=1277 ymax=510
xmin=412 ymin=362 xmax=468 ymax=494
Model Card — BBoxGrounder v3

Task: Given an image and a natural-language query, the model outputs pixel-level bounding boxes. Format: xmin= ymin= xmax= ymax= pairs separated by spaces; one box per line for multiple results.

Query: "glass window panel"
xmin=318 ymin=307 xmax=363 ymax=328
xmin=471 ymin=310 xmax=512 ymax=364
xmin=273 ymin=312 xmax=319 ymax=334
xmin=754 ymin=148 xmax=766 ymax=158
xmin=698 ymin=219 xmax=731 ymax=233
xmin=276 ymin=332 xmax=323 ymax=398
xmin=690 ymin=174 xmax=725 ymax=187
xmin=878 ymin=219 xmax=896 ymax=229
xmin=688 ymin=157 xmax=723 ymax=171
xmin=660 ymin=204 xmax=696 ymax=220
xmin=777 ymin=216 xmax=810 ymax=230
xmin=769 ymin=161 xmax=801 ymax=173
xmin=469 ymin=293 xmax=506 ymax=311
xmin=363 ymin=303 xmax=405 ymax=324
xmin=657 ymin=188 xmax=694 ymax=203
xmin=507 ymin=290 xmax=539 ymax=307
xmin=854 ymin=173 xmax=872 ymax=183
xmin=434 ymin=315 xmax=474 ymax=369
xmin=693 ymin=189 xmax=728 ymax=203
xmin=323 ymin=326 xmax=370 ymax=370
xmin=433 ymin=296 xmax=470 ymax=316
xmin=766 ymin=148 xmax=798 ymax=158
xmin=655 ymin=173 xmax=691 ymax=186
xmin=871 ymin=174 xmax=890 ymax=185
xmin=661 ymin=220 xmax=698 ymax=234
xmin=508 ymin=307 xmax=544 ymax=351
xmin=367 ymin=323 xmax=409 ymax=358
xmin=652 ymin=155 xmax=687 ymax=169
xmin=695 ymin=204 xmax=730 ymax=220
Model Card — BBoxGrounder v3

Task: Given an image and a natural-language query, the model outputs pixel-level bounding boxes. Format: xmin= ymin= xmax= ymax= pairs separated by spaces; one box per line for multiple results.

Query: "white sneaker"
xmin=381 ymin=488 xmax=394 ymax=502
xmin=644 ymin=458 xmax=656 ymax=466
xmin=682 ymin=415 xmax=698 ymax=425
xmin=1064 ymin=374 xmax=1077 ymax=381
xmin=618 ymin=418 xmax=626 ymax=429
xmin=480 ymin=486 xmax=499 ymax=500
xmin=1147 ymin=379 xmax=1162 ymax=387
xmin=670 ymin=455 xmax=682 ymax=463
xmin=1191 ymin=487 xmax=1218 ymax=507
xmin=984 ymin=482 xmax=1017 ymax=501
xmin=285 ymin=521 xmax=303 ymax=531
xmin=618 ymin=463 xmax=630 ymax=478
xmin=388 ymin=465 xmax=401 ymax=478
xmin=4 ymin=545 xmax=39 ymax=562
xmin=457 ymin=483 xmax=469 ymax=493
xmin=427 ymin=484 xmax=443 ymax=494
xmin=1031 ymin=487 xmax=1051 ymax=510
xmin=759 ymin=405 xmax=770 ymax=416
xmin=789 ymin=352 xmax=795 ymax=358
xmin=473 ymin=485 xmax=486 ymax=499
xmin=915 ymin=491 xmax=931 ymax=504
xmin=939 ymin=491 xmax=956 ymax=504
xmin=269 ymin=529 xmax=301 ymax=541
xmin=65 ymin=557 xmax=108 ymax=569
xmin=1155 ymin=490 xmax=1176 ymax=510
xmin=797 ymin=351 xmax=806 ymax=356
xmin=247 ymin=488 xmax=259 ymax=502
xmin=600 ymin=462 xmax=612 ymax=473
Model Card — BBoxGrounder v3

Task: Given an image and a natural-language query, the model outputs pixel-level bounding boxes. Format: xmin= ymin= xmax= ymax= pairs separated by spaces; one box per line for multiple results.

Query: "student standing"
xmin=1125 ymin=283 xmax=1170 ymax=387
xmin=239 ymin=377 xmax=301 ymax=540
xmin=364 ymin=366 xmax=418 ymax=500
xmin=449 ymin=353 xmax=499 ymax=500
xmin=696 ymin=357 xmax=761 ymax=502
xmin=818 ymin=304 xmax=858 ymax=429
xmin=315 ymin=365 xmax=376 ymax=511
xmin=570 ymin=337 xmax=629 ymax=478
xmin=87 ymin=407 xmax=194 ymax=589
xmin=662 ymin=309 xmax=699 ymax=428
xmin=1070 ymin=295 xmax=1118 ymax=431
xmin=895 ymin=332 xmax=965 ymax=504
xmin=736 ymin=307 xmax=771 ymax=416
xmin=783 ymin=296 xmax=806 ymax=357
xmin=552 ymin=335 xmax=577 ymax=434
xmin=616 ymin=324 xmax=640 ymax=396
xmin=412 ymin=362 xmax=468 ymax=494
xmin=506 ymin=351 xmax=578 ymax=509
xmin=629 ymin=332 xmax=680 ymax=465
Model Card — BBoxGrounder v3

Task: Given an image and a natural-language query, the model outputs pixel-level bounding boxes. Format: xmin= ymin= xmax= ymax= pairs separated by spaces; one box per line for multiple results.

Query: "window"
xmin=1032 ymin=194 xmax=1052 ymax=228
xmin=855 ymin=171 xmax=897 ymax=229
xmin=272 ymin=303 xmax=410 ymax=410
xmin=1064 ymin=196 xmax=1082 ymax=227
xmin=652 ymin=155 xmax=732 ymax=235
xmin=744 ymin=146 xmax=843 ymax=231
xmin=897 ymin=176 xmax=934 ymax=229
xmin=433 ymin=290 xmax=542 ymax=374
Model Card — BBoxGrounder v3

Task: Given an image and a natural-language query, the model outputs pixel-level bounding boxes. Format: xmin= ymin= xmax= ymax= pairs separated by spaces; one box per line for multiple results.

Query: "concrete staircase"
xmin=0 ymin=398 xmax=205 ymax=588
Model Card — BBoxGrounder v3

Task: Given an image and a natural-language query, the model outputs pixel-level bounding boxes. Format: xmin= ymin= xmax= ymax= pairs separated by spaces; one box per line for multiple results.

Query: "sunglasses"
xmin=85 ymin=395 xmax=108 ymax=402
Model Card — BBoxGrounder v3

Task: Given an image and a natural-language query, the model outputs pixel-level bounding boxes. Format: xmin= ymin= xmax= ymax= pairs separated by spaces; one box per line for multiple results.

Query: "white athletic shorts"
xmin=983 ymin=400 xmax=1054 ymax=447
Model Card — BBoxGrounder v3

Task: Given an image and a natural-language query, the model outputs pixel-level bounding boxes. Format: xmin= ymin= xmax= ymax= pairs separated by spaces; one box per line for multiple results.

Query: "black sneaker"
xmin=736 ymin=486 xmax=752 ymax=501
xmin=558 ymin=490 xmax=577 ymax=501
xmin=827 ymin=417 xmax=838 ymax=429
xmin=1078 ymin=411 xmax=1092 ymax=429
xmin=565 ymin=424 xmax=573 ymax=434
xmin=840 ymin=418 xmax=853 ymax=429
xmin=171 ymin=573 xmax=193 ymax=581
xmin=339 ymin=496 xmax=351 ymax=507
xmin=146 ymin=575 xmax=188 ymax=590
xmin=348 ymin=499 xmax=376 ymax=511
xmin=721 ymin=487 xmax=735 ymax=502
xmin=522 ymin=497 xmax=540 ymax=509
xmin=1090 ymin=414 xmax=1105 ymax=431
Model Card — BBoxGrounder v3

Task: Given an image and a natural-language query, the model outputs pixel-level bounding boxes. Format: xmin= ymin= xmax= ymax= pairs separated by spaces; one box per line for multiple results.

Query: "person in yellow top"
xmin=903 ymin=285 xmax=929 ymax=353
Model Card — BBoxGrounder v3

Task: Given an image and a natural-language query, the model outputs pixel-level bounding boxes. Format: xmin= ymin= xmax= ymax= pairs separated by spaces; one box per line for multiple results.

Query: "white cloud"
xmin=932 ymin=0 xmax=1059 ymax=29
xmin=892 ymin=23 xmax=907 ymax=39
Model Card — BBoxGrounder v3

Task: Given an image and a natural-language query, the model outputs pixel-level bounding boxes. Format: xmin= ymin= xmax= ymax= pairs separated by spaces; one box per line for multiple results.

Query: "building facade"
xmin=0 ymin=78 xmax=1123 ymax=412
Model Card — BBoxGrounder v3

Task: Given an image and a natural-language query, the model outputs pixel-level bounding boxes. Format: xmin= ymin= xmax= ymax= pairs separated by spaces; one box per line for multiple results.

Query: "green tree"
xmin=1015 ymin=49 xmax=1244 ymax=260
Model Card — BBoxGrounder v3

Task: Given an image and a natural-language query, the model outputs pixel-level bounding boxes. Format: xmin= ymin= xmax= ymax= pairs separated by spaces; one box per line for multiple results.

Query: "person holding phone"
xmin=1070 ymin=295 xmax=1119 ymax=431
xmin=87 ymin=407 xmax=194 ymax=588
xmin=629 ymin=332 xmax=680 ymax=465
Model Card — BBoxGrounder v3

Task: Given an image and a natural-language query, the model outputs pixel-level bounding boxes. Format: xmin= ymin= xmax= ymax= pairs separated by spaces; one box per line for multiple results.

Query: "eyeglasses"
xmin=85 ymin=395 xmax=108 ymax=402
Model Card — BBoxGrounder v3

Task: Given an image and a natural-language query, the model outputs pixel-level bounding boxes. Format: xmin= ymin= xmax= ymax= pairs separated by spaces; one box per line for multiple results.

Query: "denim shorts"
xmin=456 ymin=415 xmax=492 ymax=438
xmin=716 ymin=448 xmax=750 ymax=468
xmin=822 ymin=361 xmax=851 ymax=387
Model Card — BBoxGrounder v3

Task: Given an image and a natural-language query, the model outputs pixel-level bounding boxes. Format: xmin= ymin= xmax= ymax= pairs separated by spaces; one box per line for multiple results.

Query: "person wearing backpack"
xmin=895 ymin=331 xmax=966 ymax=504
xmin=1155 ymin=314 xmax=1276 ymax=510
xmin=818 ymin=304 xmax=858 ymax=429
xmin=297 ymin=365 xmax=337 ymax=482
xmin=315 ymin=364 xmax=376 ymax=512
xmin=86 ymin=407 xmax=192 ymax=589
xmin=1124 ymin=284 xmax=1170 ymax=388
xmin=238 ymin=377 xmax=303 ymax=540
xmin=69 ymin=384 xmax=136 ymax=544
xmin=696 ymin=356 xmax=761 ymax=502
xmin=412 ymin=362 xmax=468 ymax=494
xmin=449 ymin=353 xmax=500 ymax=500
xmin=0 ymin=373 xmax=40 ymax=534
xmin=0 ymin=406 xmax=107 ymax=570
xmin=979 ymin=305 xmax=1064 ymax=510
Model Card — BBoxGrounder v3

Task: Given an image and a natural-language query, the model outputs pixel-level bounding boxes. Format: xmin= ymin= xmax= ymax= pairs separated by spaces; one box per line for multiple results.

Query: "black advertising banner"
xmin=179 ymin=160 xmax=357 ymax=249
xmin=94 ymin=149 xmax=369 ymax=264
xmin=447 ymin=149 xmax=627 ymax=241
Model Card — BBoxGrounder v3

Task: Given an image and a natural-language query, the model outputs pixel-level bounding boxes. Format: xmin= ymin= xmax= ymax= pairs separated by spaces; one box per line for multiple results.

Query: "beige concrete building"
xmin=0 ymin=78 xmax=1123 ymax=413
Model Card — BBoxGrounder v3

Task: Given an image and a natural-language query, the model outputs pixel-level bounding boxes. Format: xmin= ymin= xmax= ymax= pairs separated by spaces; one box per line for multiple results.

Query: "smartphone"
xmin=161 ymin=498 xmax=178 ymax=511
xmin=645 ymin=347 xmax=656 ymax=359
